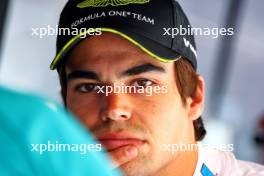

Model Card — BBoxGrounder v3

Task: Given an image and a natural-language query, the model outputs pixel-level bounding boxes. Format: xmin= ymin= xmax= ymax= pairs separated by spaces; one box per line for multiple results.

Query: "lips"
xmin=96 ymin=132 xmax=145 ymax=151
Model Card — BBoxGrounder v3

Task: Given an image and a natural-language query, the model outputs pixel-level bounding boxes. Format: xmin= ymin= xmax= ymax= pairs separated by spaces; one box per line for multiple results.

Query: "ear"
xmin=186 ymin=75 xmax=205 ymax=121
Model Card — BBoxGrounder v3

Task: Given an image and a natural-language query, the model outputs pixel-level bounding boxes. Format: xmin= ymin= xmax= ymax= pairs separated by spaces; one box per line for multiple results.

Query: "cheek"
xmin=66 ymin=92 xmax=100 ymax=127
xmin=135 ymin=90 xmax=190 ymax=146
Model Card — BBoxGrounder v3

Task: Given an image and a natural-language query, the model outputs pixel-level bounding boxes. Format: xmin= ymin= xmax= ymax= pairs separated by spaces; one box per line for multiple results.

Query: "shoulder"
xmin=0 ymin=86 xmax=120 ymax=176
xmin=0 ymin=86 xmax=61 ymax=114
xmin=0 ymin=86 xmax=68 ymax=124
xmin=0 ymin=86 xmax=84 ymax=139
xmin=197 ymin=144 xmax=264 ymax=176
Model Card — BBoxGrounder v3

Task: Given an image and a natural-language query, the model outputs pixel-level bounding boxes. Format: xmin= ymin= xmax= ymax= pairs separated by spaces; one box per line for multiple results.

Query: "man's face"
xmin=65 ymin=33 xmax=196 ymax=175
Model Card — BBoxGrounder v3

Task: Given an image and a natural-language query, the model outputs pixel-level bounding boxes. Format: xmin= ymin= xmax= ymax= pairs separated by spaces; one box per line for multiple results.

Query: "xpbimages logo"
xmin=163 ymin=25 xmax=234 ymax=39
xmin=31 ymin=141 xmax=102 ymax=155
xmin=83 ymin=83 xmax=168 ymax=96
xmin=77 ymin=0 xmax=150 ymax=8
xmin=31 ymin=25 xmax=102 ymax=38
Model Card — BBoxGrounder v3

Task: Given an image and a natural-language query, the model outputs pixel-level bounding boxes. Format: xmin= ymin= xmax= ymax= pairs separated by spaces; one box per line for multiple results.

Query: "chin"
xmin=119 ymin=157 xmax=154 ymax=176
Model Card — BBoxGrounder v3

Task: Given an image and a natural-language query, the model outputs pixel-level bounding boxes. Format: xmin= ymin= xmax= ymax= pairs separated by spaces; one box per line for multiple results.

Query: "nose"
xmin=100 ymin=92 xmax=132 ymax=122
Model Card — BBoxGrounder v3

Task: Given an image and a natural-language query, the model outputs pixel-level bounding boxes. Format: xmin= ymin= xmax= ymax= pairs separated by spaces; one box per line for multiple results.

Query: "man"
xmin=50 ymin=0 xmax=264 ymax=175
xmin=0 ymin=86 xmax=119 ymax=176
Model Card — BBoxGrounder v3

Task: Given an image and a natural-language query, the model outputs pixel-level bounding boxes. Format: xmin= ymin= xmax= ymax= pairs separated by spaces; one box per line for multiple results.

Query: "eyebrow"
xmin=122 ymin=63 xmax=166 ymax=77
xmin=67 ymin=63 xmax=165 ymax=81
xmin=67 ymin=70 xmax=100 ymax=81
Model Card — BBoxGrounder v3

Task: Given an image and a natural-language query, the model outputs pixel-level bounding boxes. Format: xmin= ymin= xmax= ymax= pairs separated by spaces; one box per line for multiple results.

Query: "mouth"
xmin=97 ymin=132 xmax=146 ymax=151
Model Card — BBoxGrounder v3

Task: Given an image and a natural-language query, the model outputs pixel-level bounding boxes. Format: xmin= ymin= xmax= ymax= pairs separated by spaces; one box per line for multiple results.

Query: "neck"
xmin=154 ymin=142 xmax=198 ymax=176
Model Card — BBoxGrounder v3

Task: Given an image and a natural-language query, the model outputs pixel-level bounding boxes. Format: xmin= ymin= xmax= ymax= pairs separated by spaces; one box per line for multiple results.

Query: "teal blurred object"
xmin=0 ymin=86 xmax=121 ymax=176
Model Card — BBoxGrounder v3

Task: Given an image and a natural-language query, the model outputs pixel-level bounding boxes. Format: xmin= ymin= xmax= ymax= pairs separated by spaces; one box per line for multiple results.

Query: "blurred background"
xmin=0 ymin=0 xmax=263 ymax=164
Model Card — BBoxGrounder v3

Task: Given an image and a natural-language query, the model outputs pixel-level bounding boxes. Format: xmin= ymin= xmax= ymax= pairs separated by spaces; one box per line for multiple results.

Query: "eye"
xmin=132 ymin=79 xmax=155 ymax=88
xmin=75 ymin=83 xmax=99 ymax=93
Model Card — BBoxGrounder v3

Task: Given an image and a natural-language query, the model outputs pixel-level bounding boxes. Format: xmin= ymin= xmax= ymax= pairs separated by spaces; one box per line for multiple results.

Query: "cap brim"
xmin=50 ymin=28 xmax=181 ymax=70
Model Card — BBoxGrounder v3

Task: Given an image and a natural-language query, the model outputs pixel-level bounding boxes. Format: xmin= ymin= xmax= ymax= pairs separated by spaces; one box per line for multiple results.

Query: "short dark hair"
xmin=174 ymin=58 xmax=206 ymax=141
xmin=58 ymin=57 xmax=206 ymax=141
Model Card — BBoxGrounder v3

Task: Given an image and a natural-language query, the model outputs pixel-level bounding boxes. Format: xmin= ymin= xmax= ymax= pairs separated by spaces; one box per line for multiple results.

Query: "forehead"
xmin=66 ymin=32 xmax=169 ymax=71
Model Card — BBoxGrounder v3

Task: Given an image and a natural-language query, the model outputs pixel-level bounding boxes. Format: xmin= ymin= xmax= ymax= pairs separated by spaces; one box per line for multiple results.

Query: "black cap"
xmin=50 ymin=0 xmax=197 ymax=70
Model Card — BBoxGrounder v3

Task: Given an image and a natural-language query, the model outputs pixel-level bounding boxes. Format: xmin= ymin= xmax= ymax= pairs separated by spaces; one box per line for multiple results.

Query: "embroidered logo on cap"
xmin=77 ymin=0 xmax=150 ymax=8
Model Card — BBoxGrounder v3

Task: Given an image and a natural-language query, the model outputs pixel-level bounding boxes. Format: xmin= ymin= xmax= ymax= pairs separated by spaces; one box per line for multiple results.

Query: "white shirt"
xmin=193 ymin=143 xmax=264 ymax=176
